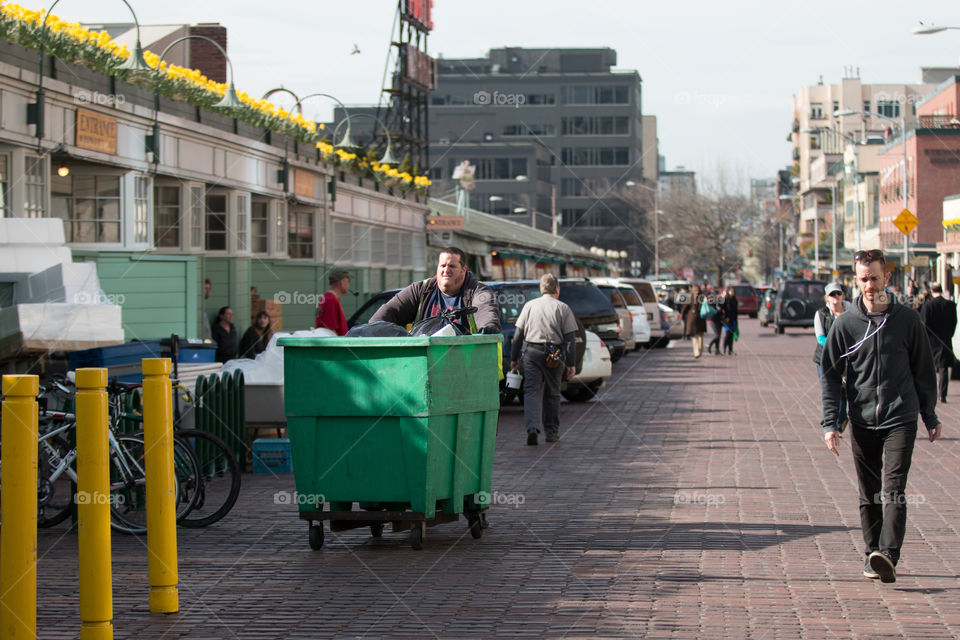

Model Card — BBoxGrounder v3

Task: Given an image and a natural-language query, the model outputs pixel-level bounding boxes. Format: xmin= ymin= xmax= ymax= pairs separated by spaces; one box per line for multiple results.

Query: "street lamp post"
xmin=830 ymin=182 xmax=837 ymax=279
xmin=778 ymin=193 xmax=802 ymax=276
xmin=836 ymin=108 xmax=909 ymax=288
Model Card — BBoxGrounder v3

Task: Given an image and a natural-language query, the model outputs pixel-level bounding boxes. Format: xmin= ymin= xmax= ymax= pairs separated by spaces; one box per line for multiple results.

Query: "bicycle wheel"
xmin=110 ymin=435 xmax=199 ymax=534
xmin=176 ymin=429 xmax=241 ymax=528
xmin=37 ymin=433 xmax=76 ymax=528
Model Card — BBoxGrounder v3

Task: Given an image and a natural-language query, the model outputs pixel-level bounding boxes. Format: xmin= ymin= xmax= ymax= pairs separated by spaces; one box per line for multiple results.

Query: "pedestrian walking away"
xmin=814 ymin=282 xmax=851 ymax=431
xmin=820 ymin=249 xmax=943 ymax=584
xmin=919 ymin=282 xmax=957 ymax=403
xmin=680 ymin=284 xmax=708 ymax=358
xmin=721 ymin=285 xmax=739 ymax=355
xmin=316 ymin=268 xmax=352 ymax=336
xmin=371 ymin=246 xmax=500 ymax=334
xmin=510 ymin=274 xmax=577 ymax=445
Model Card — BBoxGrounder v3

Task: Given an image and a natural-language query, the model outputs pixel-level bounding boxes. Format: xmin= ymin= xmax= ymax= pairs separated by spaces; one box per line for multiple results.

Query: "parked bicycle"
xmin=2 ymin=371 xmax=241 ymax=533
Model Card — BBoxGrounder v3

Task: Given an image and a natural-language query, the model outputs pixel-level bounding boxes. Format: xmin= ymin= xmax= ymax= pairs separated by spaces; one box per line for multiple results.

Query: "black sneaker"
xmin=868 ymin=551 xmax=896 ymax=583
xmin=545 ymin=433 xmax=559 ymax=443
xmin=527 ymin=432 xmax=538 ymax=446
xmin=863 ymin=557 xmax=880 ymax=579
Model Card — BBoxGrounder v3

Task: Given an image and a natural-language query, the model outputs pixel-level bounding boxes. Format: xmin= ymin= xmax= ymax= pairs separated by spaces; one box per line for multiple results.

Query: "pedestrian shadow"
xmin=585 ymin=520 xmax=854 ymax=553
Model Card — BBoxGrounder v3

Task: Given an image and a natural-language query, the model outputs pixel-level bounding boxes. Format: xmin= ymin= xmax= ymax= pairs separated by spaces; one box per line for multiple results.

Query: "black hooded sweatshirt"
xmin=820 ymin=294 xmax=939 ymax=434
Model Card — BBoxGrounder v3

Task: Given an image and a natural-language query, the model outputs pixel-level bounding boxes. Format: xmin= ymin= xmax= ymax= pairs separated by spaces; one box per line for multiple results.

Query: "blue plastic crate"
xmin=69 ymin=340 xmax=164 ymax=369
xmin=252 ymin=438 xmax=292 ymax=474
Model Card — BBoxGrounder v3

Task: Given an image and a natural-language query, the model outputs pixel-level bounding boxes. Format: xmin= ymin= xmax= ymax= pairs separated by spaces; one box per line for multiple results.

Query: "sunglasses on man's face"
xmin=828 ymin=291 xmax=843 ymax=298
xmin=854 ymin=249 xmax=885 ymax=264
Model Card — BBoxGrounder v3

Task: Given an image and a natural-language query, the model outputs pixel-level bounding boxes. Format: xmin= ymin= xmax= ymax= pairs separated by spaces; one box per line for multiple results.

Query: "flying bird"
xmin=351 ymin=44 xmax=361 ymax=55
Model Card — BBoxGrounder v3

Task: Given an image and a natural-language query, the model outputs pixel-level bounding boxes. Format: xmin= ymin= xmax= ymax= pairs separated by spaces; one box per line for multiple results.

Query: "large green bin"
xmin=279 ymin=334 xmax=501 ymax=521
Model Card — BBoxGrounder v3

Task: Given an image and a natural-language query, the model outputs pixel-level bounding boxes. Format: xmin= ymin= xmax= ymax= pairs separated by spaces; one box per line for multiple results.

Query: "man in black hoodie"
xmin=820 ymin=249 xmax=943 ymax=584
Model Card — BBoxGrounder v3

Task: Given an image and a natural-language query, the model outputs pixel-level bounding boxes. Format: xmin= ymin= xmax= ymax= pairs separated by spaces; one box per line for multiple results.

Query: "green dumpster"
xmin=279 ymin=334 xmax=501 ymax=550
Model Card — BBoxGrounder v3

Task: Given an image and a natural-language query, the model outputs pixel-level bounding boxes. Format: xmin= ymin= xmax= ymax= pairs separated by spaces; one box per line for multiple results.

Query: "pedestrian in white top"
xmin=510 ymin=274 xmax=578 ymax=445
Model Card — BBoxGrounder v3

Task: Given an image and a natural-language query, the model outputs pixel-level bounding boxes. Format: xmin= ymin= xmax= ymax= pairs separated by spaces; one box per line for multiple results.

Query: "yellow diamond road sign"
xmin=893 ymin=208 xmax=919 ymax=236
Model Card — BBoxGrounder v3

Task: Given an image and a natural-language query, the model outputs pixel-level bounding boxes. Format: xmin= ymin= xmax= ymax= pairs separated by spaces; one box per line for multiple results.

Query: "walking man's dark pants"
xmin=522 ymin=348 xmax=563 ymax=438
xmin=850 ymin=423 xmax=917 ymax=565
xmin=937 ymin=366 xmax=949 ymax=402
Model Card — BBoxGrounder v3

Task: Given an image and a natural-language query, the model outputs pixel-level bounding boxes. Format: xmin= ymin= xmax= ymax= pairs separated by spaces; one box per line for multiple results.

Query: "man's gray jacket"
xmin=370 ymin=271 xmax=500 ymax=333
xmin=820 ymin=295 xmax=939 ymax=434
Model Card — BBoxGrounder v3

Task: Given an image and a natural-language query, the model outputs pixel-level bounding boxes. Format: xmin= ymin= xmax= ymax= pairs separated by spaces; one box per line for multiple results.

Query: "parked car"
xmin=659 ymin=302 xmax=683 ymax=339
xmin=732 ymin=284 xmax=759 ymax=318
xmin=562 ymin=330 xmax=612 ymax=402
xmin=758 ymin=288 xmax=777 ymax=327
xmin=594 ymin=283 xmax=635 ymax=358
xmin=619 ymin=285 xmax=651 ymax=348
xmin=773 ymin=280 xmax=828 ymax=333
xmin=618 ymin=277 xmax=669 ymax=347
xmin=558 ymin=278 xmax=624 ymax=359
xmin=348 ymin=289 xmax=400 ymax=328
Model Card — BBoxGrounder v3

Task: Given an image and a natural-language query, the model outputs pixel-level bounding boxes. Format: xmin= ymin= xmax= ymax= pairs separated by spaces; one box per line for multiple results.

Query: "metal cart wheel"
xmin=410 ymin=522 xmax=426 ymax=550
xmin=308 ymin=523 xmax=324 ymax=550
xmin=466 ymin=513 xmax=483 ymax=539
xmin=370 ymin=523 xmax=384 ymax=538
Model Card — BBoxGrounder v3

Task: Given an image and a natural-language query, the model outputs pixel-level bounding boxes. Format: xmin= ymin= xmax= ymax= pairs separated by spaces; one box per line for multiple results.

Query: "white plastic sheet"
xmin=219 ymin=327 xmax=335 ymax=384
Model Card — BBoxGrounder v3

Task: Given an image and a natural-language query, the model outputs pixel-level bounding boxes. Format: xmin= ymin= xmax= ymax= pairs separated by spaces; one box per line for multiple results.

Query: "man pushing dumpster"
xmin=371 ymin=246 xmax=500 ymax=334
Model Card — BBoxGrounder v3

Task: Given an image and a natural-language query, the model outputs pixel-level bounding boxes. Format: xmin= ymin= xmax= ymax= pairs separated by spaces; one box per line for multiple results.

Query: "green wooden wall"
xmin=75 ymin=252 xmax=427 ymax=340
xmin=73 ymin=252 xmax=198 ymax=341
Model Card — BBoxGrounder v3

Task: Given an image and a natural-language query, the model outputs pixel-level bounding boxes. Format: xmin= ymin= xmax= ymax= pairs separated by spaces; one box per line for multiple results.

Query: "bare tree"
xmin=657 ymin=172 xmax=764 ymax=287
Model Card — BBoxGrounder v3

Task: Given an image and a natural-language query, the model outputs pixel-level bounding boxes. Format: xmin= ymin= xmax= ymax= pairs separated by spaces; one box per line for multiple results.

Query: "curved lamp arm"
xmin=262 ymin=88 xmax=303 ymax=115
xmin=154 ymin=35 xmax=241 ymax=110
xmin=298 ymin=93 xmax=356 ymax=148
xmin=332 ymin=113 xmax=397 ymax=164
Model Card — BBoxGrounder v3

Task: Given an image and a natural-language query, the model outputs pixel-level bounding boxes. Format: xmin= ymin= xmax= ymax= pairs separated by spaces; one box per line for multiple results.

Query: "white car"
xmin=619 ymin=284 xmax=651 ymax=348
xmin=659 ymin=303 xmax=683 ymax=339
xmin=562 ymin=330 xmax=612 ymax=402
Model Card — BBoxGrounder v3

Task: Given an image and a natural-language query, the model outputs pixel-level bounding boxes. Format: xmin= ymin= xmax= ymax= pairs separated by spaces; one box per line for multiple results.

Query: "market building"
xmin=0 ymin=32 xmax=429 ymax=358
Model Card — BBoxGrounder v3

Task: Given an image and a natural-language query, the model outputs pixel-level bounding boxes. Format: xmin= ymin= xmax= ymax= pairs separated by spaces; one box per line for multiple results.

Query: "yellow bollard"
xmin=75 ymin=368 xmax=113 ymax=640
xmin=141 ymin=358 xmax=179 ymax=613
xmin=0 ymin=374 xmax=39 ymax=640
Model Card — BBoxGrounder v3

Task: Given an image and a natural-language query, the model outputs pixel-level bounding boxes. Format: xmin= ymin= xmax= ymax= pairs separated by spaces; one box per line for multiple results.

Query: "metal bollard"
xmin=141 ymin=358 xmax=179 ymax=613
xmin=0 ymin=374 xmax=39 ymax=640
xmin=75 ymin=368 xmax=113 ymax=640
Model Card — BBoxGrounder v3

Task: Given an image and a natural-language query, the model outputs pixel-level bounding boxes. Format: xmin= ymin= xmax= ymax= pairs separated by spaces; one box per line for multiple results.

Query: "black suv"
xmin=557 ymin=278 xmax=624 ymax=357
xmin=773 ymin=279 xmax=828 ymax=334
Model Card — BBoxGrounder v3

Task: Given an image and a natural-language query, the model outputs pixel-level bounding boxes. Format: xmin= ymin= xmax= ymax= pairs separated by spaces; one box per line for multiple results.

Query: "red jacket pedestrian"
xmin=315 ymin=268 xmax=351 ymax=335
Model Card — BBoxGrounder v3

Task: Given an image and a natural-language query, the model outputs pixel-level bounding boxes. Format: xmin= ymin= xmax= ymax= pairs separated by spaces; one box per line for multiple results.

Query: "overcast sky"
xmin=78 ymin=0 xmax=960 ymax=190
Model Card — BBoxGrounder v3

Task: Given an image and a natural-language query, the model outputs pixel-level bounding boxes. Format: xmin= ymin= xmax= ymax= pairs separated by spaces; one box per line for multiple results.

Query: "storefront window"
xmin=133 ymin=175 xmax=150 ymax=244
xmin=205 ymin=193 xmax=227 ymax=251
xmin=52 ymin=173 xmax=121 ymax=243
xmin=154 ymin=184 xmax=180 ymax=247
xmin=0 ymin=156 xmax=9 ymax=217
xmin=235 ymin=193 xmax=249 ymax=252
xmin=190 ymin=185 xmax=203 ymax=248
xmin=251 ymin=198 xmax=268 ymax=253
xmin=287 ymin=207 xmax=313 ymax=259
xmin=24 ymin=154 xmax=46 ymax=218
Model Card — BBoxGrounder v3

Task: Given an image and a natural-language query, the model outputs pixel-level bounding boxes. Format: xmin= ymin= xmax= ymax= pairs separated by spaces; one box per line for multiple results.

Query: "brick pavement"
xmin=33 ymin=319 xmax=960 ymax=638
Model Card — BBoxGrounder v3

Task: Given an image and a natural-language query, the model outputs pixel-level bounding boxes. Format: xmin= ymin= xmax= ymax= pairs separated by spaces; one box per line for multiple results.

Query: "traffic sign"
xmin=427 ymin=216 xmax=464 ymax=229
xmin=893 ymin=208 xmax=919 ymax=236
